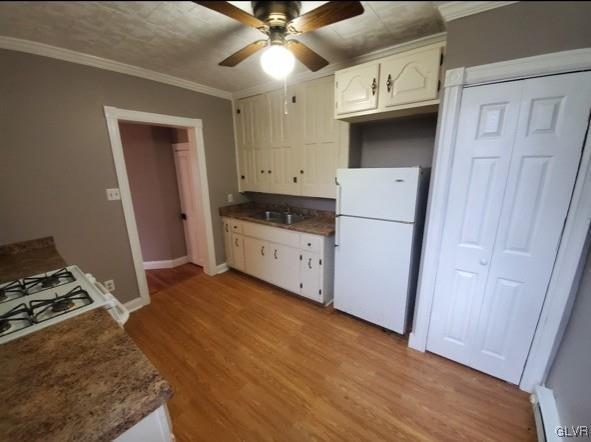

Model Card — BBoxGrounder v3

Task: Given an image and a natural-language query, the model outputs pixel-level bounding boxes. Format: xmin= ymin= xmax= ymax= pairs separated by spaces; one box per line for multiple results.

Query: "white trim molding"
xmin=104 ymin=106 xmax=219 ymax=311
xmin=216 ymin=263 xmax=230 ymax=274
xmin=410 ymin=48 xmax=591 ymax=393
xmin=143 ymin=256 xmax=190 ymax=270
xmin=233 ymin=32 xmax=447 ymax=99
xmin=0 ymin=36 xmax=232 ymax=100
xmin=531 ymin=386 xmax=561 ymax=442
xmin=438 ymin=1 xmax=517 ymax=22
xmin=124 ymin=297 xmax=146 ymax=314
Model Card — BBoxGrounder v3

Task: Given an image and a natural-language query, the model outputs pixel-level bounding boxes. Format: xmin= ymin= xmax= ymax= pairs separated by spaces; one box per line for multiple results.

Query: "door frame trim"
xmin=104 ymin=106 xmax=217 ymax=310
xmin=409 ymin=47 xmax=591 ymax=392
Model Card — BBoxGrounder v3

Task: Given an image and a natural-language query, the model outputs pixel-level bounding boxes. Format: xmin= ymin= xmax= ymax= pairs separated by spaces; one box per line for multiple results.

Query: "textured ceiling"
xmin=0 ymin=1 xmax=445 ymax=92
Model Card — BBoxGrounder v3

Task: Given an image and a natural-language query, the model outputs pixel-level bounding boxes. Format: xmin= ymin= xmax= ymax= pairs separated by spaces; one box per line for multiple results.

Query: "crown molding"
xmin=0 ymin=36 xmax=233 ymax=100
xmin=438 ymin=1 xmax=518 ymax=22
xmin=232 ymin=32 xmax=447 ymax=100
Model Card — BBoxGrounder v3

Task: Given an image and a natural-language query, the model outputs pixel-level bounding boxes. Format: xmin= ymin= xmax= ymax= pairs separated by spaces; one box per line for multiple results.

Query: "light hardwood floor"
xmin=146 ymin=263 xmax=203 ymax=295
xmin=126 ymin=269 xmax=536 ymax=441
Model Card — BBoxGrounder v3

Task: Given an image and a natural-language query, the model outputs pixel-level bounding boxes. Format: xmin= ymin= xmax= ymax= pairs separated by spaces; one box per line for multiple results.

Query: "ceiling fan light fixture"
xmin=260 ymin=44 xmax=295 ymax=80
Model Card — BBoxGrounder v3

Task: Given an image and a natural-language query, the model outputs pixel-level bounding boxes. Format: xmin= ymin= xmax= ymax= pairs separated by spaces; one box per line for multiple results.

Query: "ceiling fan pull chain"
xmin=283 ymin=78 xmax=289 ymax=115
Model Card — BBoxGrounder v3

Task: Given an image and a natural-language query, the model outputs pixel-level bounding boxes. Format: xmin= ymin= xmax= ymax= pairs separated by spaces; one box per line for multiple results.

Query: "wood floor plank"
xmin=126 ymin=269 xmax=536 ymax=441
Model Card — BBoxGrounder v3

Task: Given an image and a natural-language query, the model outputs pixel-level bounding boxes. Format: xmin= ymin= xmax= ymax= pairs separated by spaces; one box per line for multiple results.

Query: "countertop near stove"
xmin=0 ymin=309 xmax=173 ymax=441
xmin=0 ymin=237 xmax=67 ymax=283
xmin=220 ymin=202 xmax=336 ymax=236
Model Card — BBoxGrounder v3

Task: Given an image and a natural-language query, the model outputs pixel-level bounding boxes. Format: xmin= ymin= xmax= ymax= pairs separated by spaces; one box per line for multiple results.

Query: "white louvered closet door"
xmin=427 ymin=71 xmax=591 ymax=383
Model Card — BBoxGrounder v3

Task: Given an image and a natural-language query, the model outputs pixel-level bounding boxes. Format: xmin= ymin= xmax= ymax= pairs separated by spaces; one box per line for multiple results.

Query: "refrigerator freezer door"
xmin=334 ymin=216 xmax=414 ymax=333
xmin=337 ymin=168 xmax=420 ymax=222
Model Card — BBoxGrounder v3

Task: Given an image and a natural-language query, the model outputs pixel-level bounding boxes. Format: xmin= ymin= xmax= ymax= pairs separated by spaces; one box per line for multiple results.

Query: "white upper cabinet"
xmin=335 ymin=42 xmax=445 ymax=122
xmin=380 ymin=46 xmax=442 ymax=108
xmin=335 ymin=63 xmax=380 ymax=115
xmin=235 ymin=76 xmax=349 ymax=199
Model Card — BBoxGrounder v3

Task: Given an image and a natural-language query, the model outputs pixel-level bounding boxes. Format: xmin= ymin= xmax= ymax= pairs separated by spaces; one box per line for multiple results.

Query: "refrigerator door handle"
xmin=336 ymin=181 xmax=342 ymax=216
xmin=335 ymin=216 xmax=341 ymax=247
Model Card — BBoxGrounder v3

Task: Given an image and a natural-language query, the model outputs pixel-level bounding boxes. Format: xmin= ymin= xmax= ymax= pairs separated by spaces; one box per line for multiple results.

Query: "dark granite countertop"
xmin=0 ymin=309 xmax=173 ymax=441
xmin=220 ymin=202 xmax=335 ymax=236
xmin=0 ymin=237 xmax=67 ymax=283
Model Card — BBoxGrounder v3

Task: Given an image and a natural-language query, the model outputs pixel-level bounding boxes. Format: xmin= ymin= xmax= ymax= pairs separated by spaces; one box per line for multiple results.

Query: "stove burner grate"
xmin=0 ymin=303 xmax=33 ymax=336
xmin=0 ymin=280 xmax=27 ymax=303
xmin=23 ymin=268 xmax=75 ymax=294
xmin=30 ymin=285 xmax=93 ymax=323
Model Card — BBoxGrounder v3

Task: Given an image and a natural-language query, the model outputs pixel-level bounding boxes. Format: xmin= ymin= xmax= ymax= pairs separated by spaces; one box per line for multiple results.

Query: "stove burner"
xmin=23 ymin=268 xmax=75 ymax=295
xmin=0 ymin=319 xmax=10 ymax=333
xmin=51 ymin=299 xmax=75 ymax=313
xmin=41 ymin=275 xmax=60 ymax=288
xmin=30 ymin=285 xmax=93 ymax=323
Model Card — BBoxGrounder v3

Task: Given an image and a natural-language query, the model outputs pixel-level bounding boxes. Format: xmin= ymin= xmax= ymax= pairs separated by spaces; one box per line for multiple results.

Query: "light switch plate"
xmin=106 ymin=188 xmax=121 ymax=201
xmin=227 ymin=193 xmax=234 ymax=203
xmin=104 ymin=280 xmax=115 ymax=292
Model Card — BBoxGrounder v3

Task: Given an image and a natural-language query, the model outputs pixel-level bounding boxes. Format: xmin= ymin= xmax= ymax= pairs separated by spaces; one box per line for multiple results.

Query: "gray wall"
xmin=355 ymin=115 xmax=437 ymax=168
xmin=546 ymin=241 xmax=591 ymax=426
xmin=0 ymin=49 xmax=246 ymax=303
xmin=444 ymin=0 xmax=591 ymax=427
xmin=445 ymin=1 xmax=591 ymax=69
xmin=120 ymin=123 xmax=186 ymax=262
xmin=245 ymin=192 xmax=336 ymax=212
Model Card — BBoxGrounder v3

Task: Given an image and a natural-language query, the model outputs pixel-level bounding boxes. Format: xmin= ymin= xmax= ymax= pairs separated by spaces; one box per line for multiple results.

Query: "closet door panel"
xmin=426 ymin=81 xmax=522 ymax=364
xmin=471 ymin=71 xmax=591 ymax=382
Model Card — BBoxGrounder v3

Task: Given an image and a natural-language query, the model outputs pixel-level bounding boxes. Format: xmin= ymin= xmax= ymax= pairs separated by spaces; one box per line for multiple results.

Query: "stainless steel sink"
xmin=252 ymin=210 xmax=282 ymax=221
xmin=252 ymin=211 xmax=306 ymax=225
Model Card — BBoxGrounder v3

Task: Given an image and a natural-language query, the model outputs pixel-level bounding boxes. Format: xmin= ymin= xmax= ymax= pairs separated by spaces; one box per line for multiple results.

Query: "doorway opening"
xmin=104 ymin=107 xmax=217 ymax=311
xmin=119 ymin=123 xmax=204 ymax=294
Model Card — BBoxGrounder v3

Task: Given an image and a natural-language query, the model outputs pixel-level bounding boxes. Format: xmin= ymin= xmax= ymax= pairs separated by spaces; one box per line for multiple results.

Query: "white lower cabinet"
xmin=300 ymin=251 xmax=322 ymax=302
xmin=222 ymin=218 xmax=334 ymax=304
xmin=231 ymin=233 xmax=245 ymax=272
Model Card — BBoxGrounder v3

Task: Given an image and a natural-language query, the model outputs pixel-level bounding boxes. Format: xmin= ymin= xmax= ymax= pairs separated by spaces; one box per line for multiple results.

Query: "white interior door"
xmin=427 ymin=72 xmax=591 ymax=383
xmin=173 ymin=143 xmax=204 ymax=266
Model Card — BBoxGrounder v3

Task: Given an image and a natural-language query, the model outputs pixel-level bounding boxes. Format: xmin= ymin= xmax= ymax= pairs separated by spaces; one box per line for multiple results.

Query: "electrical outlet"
xmin=106 ymin=188 xmax=121 ymax=201
xmin=104 ymin=280 xmax=115 ymax=292
xmin=227 ymin=193 xmax=234 ymax=203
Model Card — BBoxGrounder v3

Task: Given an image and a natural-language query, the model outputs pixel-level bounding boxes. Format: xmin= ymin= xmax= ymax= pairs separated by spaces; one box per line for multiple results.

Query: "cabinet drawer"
xmin=230 ymin=220 xmax=242 ymax=234
xmin=242 ymin=221 xmax=300 ymax=248
xmin=300 ymin=234 xmax=322 ymax=253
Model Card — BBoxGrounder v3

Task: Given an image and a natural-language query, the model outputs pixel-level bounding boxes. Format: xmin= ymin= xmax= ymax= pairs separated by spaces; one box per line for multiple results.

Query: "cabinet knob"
xmin=261 ymin=170 xmax=265 ymax=174
xmin=300 ymin=170 xmax=304 ymax=174
xmin=261 ymin=246 xmax=265 ymax=256
xmin=268 ymin=170 xmax=272 ymax=174
xmin=234 ymin=238 xmax=239 ymax=247
xmin=386 ymin=74 xmax=392 ymax=93
xmin=274 ymin=249 xmax=278 ymax=259
xmin=308 ymin=258 xmax=312 ymax=269
xmin=307 ymin=242 xmax=311 ymax=247
xmin=241 ymin=175 xmax=245 ymax=180
xmin=371 ymin=78 xmax=377 ymax=95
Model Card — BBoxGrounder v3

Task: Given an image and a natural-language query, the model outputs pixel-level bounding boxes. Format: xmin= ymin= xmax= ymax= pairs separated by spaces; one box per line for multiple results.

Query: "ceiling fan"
xmin=195 ymin=1 xmax=365 ymax=80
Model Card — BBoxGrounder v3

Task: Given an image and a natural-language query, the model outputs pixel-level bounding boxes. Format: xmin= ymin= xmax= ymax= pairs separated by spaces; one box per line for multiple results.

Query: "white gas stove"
xmin=0 ymin=265 xmax=129 ymax=344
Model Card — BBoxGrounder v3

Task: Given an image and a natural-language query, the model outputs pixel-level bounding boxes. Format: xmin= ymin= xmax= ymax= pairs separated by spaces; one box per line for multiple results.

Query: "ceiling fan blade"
xmin=219 ymin=40 xmax=267 ymax=67
xmin=286 ymin=40 xmax=329 ymax=72
xmin=194 ymin=1 xmax=266 ymax=29
xmin=287 ymin=1 xmax=364 ymax=34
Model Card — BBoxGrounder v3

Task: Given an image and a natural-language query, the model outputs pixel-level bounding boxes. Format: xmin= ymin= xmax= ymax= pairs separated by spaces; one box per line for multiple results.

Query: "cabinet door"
xmin=253 ymin=94 xmax=271 ymax=192
xmin=222 ymin=219 xmax=233 ymax=267
xmin=380 ymin=46 xmax=441 ymax=108
xmin=300 ymin=76 xmax=343 ymax=198
xmin=267 ymin=88 xmax=300 ymax=195
xmin=300 ymin=252 xmax=322 ymax=302
xmin=231 ymin=233 xmax=245 ymax=272
xmin=236 ymin=97 xmax=257 ymax=191
xmin=335 ymin=63 xmax=379 ymax=115
xmin=243 ymin=237 xmax=270 ymax=281
xmin=270 ymin=243 xmax=300 ymax=293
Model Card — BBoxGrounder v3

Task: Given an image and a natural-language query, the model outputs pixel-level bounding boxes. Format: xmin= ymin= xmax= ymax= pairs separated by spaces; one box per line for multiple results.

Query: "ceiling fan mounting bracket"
xmin=252 ymin=1 xmax=301 ymax=29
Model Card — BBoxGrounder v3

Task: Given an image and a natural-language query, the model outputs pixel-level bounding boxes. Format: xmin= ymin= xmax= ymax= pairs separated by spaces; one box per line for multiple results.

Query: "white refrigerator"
xmin=334 ymin=167 xmax=428 ymax=334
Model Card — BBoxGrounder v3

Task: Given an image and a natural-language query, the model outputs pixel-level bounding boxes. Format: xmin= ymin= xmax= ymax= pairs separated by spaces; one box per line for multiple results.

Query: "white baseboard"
xmin=124 ymin=297 xmax=147 ymax=313
xmin=143 ymin=256 xmax=189 ymax=270
xmin=531 ymin=386 xmax=561 ymax=442
xmin=216 ymin=263 xmax=229 ymax=274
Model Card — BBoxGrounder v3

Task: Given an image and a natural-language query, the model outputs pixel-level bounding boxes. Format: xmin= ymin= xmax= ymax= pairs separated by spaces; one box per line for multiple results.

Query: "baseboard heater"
xmin=531 ymin=386 xmax=561 ymax=442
